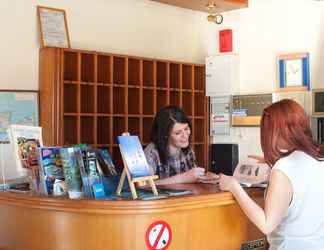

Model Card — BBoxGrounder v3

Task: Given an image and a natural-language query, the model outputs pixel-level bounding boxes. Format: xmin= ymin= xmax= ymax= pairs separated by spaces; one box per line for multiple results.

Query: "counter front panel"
xmin=0 ymin=184 xmax=265 ymax=250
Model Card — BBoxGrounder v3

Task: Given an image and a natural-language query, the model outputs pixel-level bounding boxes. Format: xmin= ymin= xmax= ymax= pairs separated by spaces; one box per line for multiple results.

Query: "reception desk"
xmin=0 ymin=184 xmax=265 ymax=250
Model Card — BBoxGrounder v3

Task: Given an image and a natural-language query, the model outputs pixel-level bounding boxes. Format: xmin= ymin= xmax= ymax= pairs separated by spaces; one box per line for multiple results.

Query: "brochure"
xmin=8 ymin=125 xmax=43 ymax=177
xmin=233 ymin=162 xmax=270 ymax=188
xmin=117 ymin=135 xmax=152 ymax=178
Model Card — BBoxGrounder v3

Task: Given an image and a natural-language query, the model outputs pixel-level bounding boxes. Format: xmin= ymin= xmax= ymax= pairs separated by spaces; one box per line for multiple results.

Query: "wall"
xmin=207 ymin=0 xmax=324 ymax=161
xmin=0 ymin=0 xmax=209 ymax=179
xmin=0 ymin=0 xmax=208 ymax=91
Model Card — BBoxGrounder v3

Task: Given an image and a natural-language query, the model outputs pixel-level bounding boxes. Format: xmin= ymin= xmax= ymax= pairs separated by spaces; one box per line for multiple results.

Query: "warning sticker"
xmin=145 ymin=220 xmax=172 ymax=250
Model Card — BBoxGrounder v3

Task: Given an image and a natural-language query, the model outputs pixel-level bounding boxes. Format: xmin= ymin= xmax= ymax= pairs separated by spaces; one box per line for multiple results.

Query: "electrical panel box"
xmin=232 ymin=94 xmax=272 ymax=126
xmin=210 ymin=96 xmax=231 ymax=135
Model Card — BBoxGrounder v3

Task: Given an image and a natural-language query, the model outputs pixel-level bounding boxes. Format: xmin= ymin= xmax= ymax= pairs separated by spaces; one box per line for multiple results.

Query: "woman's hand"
xmin=183 ymin=167 xmax=206 ymax=183
xmin=198 ymin=171 xmax=219 ymax=184
xmin=154 ymin=167 xmax=206 ymax=185
xmin=218 ymin=173 xmax=239 ymax=192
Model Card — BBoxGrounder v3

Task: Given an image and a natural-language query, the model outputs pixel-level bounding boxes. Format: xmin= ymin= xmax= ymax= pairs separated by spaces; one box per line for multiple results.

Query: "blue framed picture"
xmin=278 ymin=52 xmax=310 ymax=90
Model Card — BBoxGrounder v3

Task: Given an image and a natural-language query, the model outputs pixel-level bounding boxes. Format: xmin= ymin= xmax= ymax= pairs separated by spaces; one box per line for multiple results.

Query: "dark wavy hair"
xmin=261 ymin=99 xmax=324 ymax=166
xmin=150 ymin=106 xmax=192 ymax=165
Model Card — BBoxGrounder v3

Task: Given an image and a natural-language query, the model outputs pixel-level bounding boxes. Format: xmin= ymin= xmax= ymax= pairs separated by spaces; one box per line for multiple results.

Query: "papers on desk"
xmin=104 ymin=187 xmax=193 ymax=200
xmin=0 ymin=177 xmax=30 ymax=191
xmin=155 ymin=187 xmax=193 ymax=196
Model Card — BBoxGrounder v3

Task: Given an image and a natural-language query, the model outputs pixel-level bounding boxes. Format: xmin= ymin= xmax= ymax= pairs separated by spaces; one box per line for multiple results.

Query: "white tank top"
xmin=268 ymin=151 xmax=324 ymax=250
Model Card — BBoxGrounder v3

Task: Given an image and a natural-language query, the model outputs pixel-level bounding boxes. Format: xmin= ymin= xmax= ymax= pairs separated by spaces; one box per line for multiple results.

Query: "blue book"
xmin=117 ymin=136 xmax=152 ymax=178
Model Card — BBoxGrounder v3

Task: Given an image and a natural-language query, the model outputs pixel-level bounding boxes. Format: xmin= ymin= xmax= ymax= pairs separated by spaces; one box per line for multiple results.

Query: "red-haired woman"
xmin=218 ymin=99 xmax=324 ymax=249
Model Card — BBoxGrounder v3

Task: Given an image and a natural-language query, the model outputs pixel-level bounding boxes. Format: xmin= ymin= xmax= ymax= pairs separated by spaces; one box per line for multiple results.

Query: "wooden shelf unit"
xmin=39 ymin=47 xmax=208 ymax=168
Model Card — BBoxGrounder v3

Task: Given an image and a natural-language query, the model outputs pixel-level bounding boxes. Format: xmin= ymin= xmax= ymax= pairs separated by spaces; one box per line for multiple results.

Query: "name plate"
xmin=241 ymin=238 xmax=266 ymax=250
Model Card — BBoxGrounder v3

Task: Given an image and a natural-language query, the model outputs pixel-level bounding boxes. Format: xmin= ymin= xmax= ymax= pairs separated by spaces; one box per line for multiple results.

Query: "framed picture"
xmin=0 ymin=90 xmax=39 ymax=143
xmin=37 ymin=6 xmax=71 ymax=48
xmin=278 ymin=52 xmax=310 ymax=90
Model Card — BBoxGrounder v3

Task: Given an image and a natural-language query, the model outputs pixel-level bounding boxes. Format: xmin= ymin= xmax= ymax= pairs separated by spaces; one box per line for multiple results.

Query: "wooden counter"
xmin=0 ymin=184 xmax=265 ymax=250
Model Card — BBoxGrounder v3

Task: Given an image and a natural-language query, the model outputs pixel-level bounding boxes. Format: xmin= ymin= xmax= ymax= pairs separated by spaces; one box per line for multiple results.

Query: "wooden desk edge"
xmin=0 ymin=188 xmax=263 ymax=215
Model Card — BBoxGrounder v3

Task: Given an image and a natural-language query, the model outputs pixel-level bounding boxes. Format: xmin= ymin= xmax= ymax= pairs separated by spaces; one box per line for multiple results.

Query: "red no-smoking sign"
xmin=145 ymin=220 xmax=172 ymax=250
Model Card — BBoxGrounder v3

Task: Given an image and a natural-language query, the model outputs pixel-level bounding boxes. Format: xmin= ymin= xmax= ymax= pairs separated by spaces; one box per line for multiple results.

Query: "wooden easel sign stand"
xmin=116 ymin=133 xmax=158 ymax=199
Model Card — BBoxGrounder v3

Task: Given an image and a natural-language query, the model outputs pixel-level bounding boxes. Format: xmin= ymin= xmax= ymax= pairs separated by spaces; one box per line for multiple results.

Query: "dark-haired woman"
xmin=216 ymin=99 xmax=324 ymax=249
xmin=144 ymin=106 xmax=205 ymax=185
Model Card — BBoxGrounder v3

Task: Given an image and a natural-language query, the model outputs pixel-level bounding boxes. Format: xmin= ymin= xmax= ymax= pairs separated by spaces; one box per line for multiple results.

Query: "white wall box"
xmin=205 ymin=54 xmax=239 ymax=96
xmin=272 ymin=90 xmax=311 ymax=115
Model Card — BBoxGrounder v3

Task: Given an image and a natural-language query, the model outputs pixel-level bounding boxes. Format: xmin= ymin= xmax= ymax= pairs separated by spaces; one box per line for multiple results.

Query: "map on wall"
xmin=0 ymin=91 xmax=39 ymax=143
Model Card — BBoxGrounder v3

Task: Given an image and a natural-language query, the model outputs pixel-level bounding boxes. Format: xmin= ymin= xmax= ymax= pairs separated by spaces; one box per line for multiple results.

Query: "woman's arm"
xmin=155 ymin=167 xmax=206 ymax=185
xmin=247 ymin=155 xmax=266 ymax=163
xmin=219 ymin=169 xmax=292 ymax=234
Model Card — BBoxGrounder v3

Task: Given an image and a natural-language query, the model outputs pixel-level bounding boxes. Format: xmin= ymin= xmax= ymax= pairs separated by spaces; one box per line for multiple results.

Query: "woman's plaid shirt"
xmin=144 ymin=142 xmax=198 ymax=178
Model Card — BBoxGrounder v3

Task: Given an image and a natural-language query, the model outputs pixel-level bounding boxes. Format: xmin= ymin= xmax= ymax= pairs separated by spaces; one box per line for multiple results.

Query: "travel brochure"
xmin=8 ymin=124 xmax=43 ymax=177
xmin=117 ymin=135 xmax=152 ymax=178
xmin=3 ymin=126 xmax=194 ymax=200
xmin=38 ymin=147 xmax=64 ymax=195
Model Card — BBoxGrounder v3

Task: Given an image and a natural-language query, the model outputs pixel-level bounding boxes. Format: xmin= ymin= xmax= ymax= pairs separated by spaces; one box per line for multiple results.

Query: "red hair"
xmin=261 ymin=99 xmax=324 ymax=166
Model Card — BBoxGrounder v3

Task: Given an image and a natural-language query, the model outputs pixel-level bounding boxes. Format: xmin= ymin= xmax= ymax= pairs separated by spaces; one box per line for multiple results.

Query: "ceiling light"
xmin=206 ymin=1 xmax=223 ymax=24
xmin=207 ymin=14 xmax=224 ymax=24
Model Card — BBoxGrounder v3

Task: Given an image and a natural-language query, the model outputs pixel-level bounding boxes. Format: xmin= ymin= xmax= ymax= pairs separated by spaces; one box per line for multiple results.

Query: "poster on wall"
xmin=37 ymin=6 xmax=71 ymax=48
xmin=0 ymin=91 xmax=39 ymax=143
